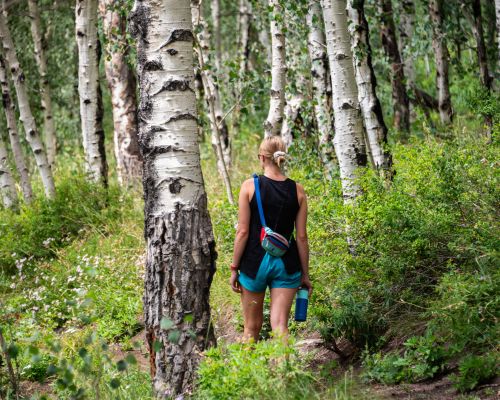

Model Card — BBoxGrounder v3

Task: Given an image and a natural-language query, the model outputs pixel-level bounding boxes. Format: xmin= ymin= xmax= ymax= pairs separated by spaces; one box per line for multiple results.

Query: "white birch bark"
xmin=347 ymin=0 xmax=392 ymax=173
xmin=191 ymin=0 xmax=234 ymax=204
xmin=130 ymin=0 xmax=216 ymax=396
xmin=429 ymin=0 xmax=453 ymax=124
xmin=99 ymin=0 xmax=142 ymax=185
xmin=211 ymin=0 xmax=221 ymax=72
xmin=0 ymin=10 xmax=55 ymax=199
xmin=76 ymin=0 xmax=108 ymax=185
xmin=0 ymin=53 xmax=33 ymax=203
xmin=322 ymin=0 xmax=367 ymax=201
xmin=0 ymin=131 xmax=17 ymax=209
xmin=28 ymin=0 xmax=57 ymax=167
xmin=264 ymin=0 xmax=286 ymax=137
xmin=238 ymin=0 xmax=251 ymax=79
xmin=306 ymin=0 xmax=335 ymax=175
xmin=281 ymin=94 xmax=304 ymax=149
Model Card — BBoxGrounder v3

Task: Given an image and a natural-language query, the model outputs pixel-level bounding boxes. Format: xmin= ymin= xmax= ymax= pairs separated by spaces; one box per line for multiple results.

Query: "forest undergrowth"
xmin=1 ymin=124 xmax=499 ymax=399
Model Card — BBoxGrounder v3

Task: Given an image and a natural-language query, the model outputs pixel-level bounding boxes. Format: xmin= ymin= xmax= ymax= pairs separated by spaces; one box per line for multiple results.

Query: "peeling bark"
xmin=76 ymin=0 xmax=108 ymax=185
xmin=191 ymin=0 xmax=234 ymax=205
xmin=0 ymin=131 xmax=17 ymax=209
xmin=0 ymin=53 xmax=32 ymax=203
xmin=130 ymin=0 xmax=216 ymax=396
xmin=28 ymin=0 xmax=57 ymax=168
xmin=99 ymin=0 xmax=142 ymax=185
xmin=264 ymin=0 xmax=286 ymax=137
xmin=429 ymin=0 xmax=453 ymax=125
xmin=322 ymin=0 xmax=367 ymax=201
xmin=0 ymin=10 xmax=55 ymax=199
xmin=377 ymin=0 xmax=410 ymax=133
xmin=347 ymin=0 xmax=392 ymax=174
xmin=306 ymin=0 xmax=335 ymax=176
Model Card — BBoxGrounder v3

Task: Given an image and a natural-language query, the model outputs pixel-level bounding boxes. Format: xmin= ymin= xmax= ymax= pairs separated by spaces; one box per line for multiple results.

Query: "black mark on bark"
xmin=169 ymin=179 xmax=182 ymax=194
xmin=154 ymin=80 xmax=193 ymax=95
xmin=164 ymin=29 xmax=194 ymax=47
xmin=144 ymin=60 xmax=163 ymax=71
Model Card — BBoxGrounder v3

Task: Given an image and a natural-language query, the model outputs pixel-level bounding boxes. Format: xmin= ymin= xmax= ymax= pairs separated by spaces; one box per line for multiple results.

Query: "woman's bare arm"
xmin=232 ymin=179 xmax=252 ymax=266
xmin=230 ymin=179 xmax=252 ymax=292
xmin=295 ymin=183 xmax=312 ymax=294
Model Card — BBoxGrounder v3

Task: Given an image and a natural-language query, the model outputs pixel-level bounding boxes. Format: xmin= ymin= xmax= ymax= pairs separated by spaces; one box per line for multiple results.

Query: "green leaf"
xmin=78 ymin=348 xmax=88 ymax=358
xmin=153 ymin=340 xmax=162 ymax=352
xmin=116 ymin=359 xmax=127 ymax=371
xmin=7 ymin=343 xmax=19 ymax=359
xmin=109 ymin=378 xmax=120 ymax=389
xmin=160 ymin=317 xmax=175 ymax=330
xmin=168 ymin=330 xmax=181 ymax=344
xmin=125 ymin=354 xmax=137 ymax=365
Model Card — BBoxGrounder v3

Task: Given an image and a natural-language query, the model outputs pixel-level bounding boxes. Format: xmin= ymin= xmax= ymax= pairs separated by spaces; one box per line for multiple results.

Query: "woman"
xmin=229 ymin=136 xmax=312 ymax=341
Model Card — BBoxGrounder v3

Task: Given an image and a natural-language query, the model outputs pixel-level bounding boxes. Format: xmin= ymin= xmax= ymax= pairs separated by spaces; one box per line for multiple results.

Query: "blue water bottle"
xmin=295 ymin=287 xmax=309 ymax=322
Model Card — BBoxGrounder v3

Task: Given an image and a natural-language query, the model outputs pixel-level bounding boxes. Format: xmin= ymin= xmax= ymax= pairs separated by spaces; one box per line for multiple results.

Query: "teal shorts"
xmin=239 ymin=253 xmax=302 ymax=293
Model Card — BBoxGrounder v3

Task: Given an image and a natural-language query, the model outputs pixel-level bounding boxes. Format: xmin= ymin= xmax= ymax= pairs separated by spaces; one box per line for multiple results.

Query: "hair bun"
xmin=272 ymin=151 xmax=286 ymax=160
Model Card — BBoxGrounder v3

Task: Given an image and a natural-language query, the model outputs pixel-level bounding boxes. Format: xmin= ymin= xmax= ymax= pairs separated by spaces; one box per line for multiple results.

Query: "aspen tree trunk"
xmin=75 ymin=0 xmax=107 ymax=185
xmin=484 ymin=0 xmax=496 ymax=69
xmin=0 ymin=11 xmax=55 ymax=198
xmin=429 ymin=0 xmax=453 ymax=124
xmin=238 ymin=0 xmax=251 ymax=81
xmin=470 ymin=0 xmax=491 ymax=91
xmin=28 ymin=0 xmax=57 ymax=167
xmin=99 ymin=0 xmax=142 ymax=185
xmin=281 ymin=94 xmax=304 ymax=149
xmin=377 ymin=0 xmax=410 ymax=133
xmin=211 ymin=0 xmax=222 ymax=72
xmin=0 ymin=54 xmax=33 ymax=203
xmin=347 ymin=0 xmax=391 ymax=174
xmin=307 ymin=0 xmax=335 ymax=175
xmin=397 ymin=0 xmax=416 ymax=87
xmin=496 ymin=0 xmax=500 ymax=69
xmin=264 ymin=0 xmax=286 ymax=137
xmin=192 ymin=0 xmax=234 ymax=205
xmin=398 ymin=0 xmax=416 ymax=122
xmin=466 ymin=0 xmax=493 ymax=134
xmin=0 ymin=132 xmax=17 ymax=209
xmin=322 ymin=0 xmax=367 ymax=201
xmin=130 ymin=1 xmax=216 ymax=397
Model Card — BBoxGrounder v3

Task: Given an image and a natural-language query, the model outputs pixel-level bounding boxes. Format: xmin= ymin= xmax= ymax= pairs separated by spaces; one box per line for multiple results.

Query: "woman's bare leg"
xmin=240 ymin=287 xmax=266 ymax=342
xmin=270 ymin=288 xmax=297 ymax=339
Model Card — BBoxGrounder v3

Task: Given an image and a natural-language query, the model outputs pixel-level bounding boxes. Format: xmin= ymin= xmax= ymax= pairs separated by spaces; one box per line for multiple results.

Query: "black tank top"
xmin=239 ymin=175 xmax=301 ymax=279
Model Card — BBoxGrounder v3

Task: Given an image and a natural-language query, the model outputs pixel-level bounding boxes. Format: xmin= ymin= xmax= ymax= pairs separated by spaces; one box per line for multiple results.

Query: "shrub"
xmin=362 ymin=334 xmax=446 ymax=384
xmin=310 ymin=135 xmax=499 ymax=353
xmin=0 ymin=172 xmax=122 ymax=273
xmin=451 ymin=354 xmax=498 ymax=393
xmin=195 ymin=339 xmax=317 ymax=400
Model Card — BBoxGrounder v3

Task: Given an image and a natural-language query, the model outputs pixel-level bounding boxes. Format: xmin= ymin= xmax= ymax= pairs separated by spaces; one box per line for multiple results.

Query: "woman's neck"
xmin=263 ymin=164 xmax=286 ymax=180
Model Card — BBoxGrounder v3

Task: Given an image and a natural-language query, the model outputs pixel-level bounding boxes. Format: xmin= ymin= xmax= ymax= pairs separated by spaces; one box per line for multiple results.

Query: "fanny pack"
xmin=253 ymin=174 xmax=290 ymax=257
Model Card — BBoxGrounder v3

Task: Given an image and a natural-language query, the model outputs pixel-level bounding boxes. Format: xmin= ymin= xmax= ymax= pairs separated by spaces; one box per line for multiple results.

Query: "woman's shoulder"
xmin=294 ymin=181 xmax=305 ymax=193
xmin=241 ymin=178 xmax=254 ymax=189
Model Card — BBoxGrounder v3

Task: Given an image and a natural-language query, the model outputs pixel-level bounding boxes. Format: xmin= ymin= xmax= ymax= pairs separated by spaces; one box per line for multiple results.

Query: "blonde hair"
xmin=259 ymin=136 xmax=287 ymax=169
